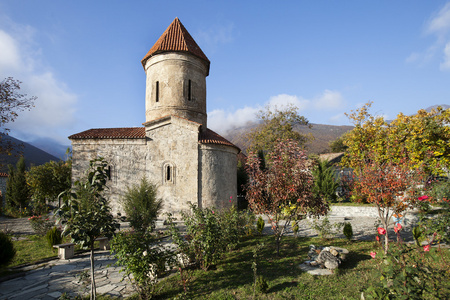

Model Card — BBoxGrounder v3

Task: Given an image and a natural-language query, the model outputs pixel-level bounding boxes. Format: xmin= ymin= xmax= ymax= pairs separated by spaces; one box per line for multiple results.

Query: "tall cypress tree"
xmin=6 ymin=157 xmax=30 ymax=210
xmin=312 ymin=159 xmax=340 ymax=203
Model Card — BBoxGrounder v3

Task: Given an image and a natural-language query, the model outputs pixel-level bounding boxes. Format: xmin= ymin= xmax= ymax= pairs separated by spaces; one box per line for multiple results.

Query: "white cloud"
xmin=0 ymin=21 xmax=78 ymax=143
xmin=196 ymin=22 xmax=235 ymax=51
xmin=208 ymin=90 xmax=345 ymax=135
xmin=408 ymin=2 xmax=450 ymax=70
xmin=313 ymin=90 xmax=344 ymax=110
xmin=440 ymin=42 xmax=450 ymax=70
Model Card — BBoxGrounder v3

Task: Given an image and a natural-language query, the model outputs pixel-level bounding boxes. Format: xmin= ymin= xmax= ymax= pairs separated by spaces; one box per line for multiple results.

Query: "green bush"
xmin=167 ymin=204 xmax=253 ymax=271
xmin=0 ymin=231 xmax=16 ymax=266
xmin=28 ymin=215 xmax=54 ymax=235
xmin=256 ymin=216 xmax=265 ymax=235
xmin=343 ymin=222 xmax=353 ymax=241
xmin=255 ymin=276 xmax=269 ymax=293
xmin=111 ymin=231 xmax=173 ymax=299
xmin=121 ymin=177 xmax=163 ymax=233
xmin=46 ymin=226 xmax=62 ymax=248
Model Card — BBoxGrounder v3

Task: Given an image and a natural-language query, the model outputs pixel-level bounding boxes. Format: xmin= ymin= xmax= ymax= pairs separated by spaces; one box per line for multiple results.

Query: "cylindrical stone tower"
xmin=141 ymin=18 xmax=210 ymax=127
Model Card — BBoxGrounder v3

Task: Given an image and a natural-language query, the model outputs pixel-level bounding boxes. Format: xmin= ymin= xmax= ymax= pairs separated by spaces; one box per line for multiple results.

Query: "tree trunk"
xmin=90 ymin=246 xmax=96 ymax=300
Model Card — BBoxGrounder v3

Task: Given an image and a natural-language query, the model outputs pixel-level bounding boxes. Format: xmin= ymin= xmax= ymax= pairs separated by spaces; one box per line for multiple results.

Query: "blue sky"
xmin=1 ymin=1 xmax=450 ymax=146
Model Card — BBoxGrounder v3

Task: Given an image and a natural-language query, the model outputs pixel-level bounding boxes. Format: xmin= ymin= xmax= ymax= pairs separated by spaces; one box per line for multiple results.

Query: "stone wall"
xmin=71 ymin=138 xmax=148 ymax=214
xmin=144 ymin=53 xmax=208 ymax=127
xmin=199 ymin=144 xmax=238 ymax=210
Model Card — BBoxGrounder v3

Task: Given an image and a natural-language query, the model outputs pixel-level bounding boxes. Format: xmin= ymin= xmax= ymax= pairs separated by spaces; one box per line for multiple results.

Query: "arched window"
xmin=163 ymin=162 xmax=175 ymax=184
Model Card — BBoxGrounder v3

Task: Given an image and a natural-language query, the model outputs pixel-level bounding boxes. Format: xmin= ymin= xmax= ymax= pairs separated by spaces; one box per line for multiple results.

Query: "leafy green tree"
xmin=5 ymin=156 xmax=30 ymax=210
xmin=57 ymin=157 xmax=119 ymax=300
xmin=341 ymin=102 xmax=450 ymax=174
xmin=27 ymin=159 xmax=72 ymax=212
xmin=246 ymin=139 xmax=328 ymax=256
xmin=0 ymin=77 xmax=36 ymax=156
xmin=121 ymin=177 xmax=162 ymax=233
xmin=246 ymin=104 xmax=311 ymax=155
xmin=312 ymin=159 xmax=340 ymax=203
xmin=329 ymin=135 xmax=347 ymax=153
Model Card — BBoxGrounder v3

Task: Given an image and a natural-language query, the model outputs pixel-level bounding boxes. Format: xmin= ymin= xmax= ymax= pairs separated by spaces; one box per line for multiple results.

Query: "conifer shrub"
xmin=256 ymin=216 xmax=265 ymax=235
xmin=46 ymin=226 xmax=63 ymax=248
xmin=0 ymin=231 xmax=16 ymax=266
xmin=343 ymin=222 xmax=353 ymax=241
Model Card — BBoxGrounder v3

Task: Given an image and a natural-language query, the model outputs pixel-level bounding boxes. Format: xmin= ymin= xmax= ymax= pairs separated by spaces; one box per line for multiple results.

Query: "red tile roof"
xmin=199 ymin=128 xmax=240 ymax=151
xmin=69 ymin=128 xmax=146 ymax=139
xmin=0 ymin=172 xmax=8 ymax=177
xmin=69 ymin=127 xmax=239 ymax=151
xmin=141 ymin=18 xmax=210 ymax=71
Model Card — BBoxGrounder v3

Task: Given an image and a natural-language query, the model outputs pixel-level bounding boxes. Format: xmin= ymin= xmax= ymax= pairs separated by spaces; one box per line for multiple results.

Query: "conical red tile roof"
xmin=141 ymin=18 xmax=210 ymax=70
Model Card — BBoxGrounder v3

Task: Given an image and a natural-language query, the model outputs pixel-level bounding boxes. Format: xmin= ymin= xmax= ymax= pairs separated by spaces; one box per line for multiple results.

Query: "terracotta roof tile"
xmin=69 ymin=128 xmax=146 ymax=140
xmin=141 ymin=18 xmax=210 ymax=70
xmin=69 ymin=126 xmax=240 ymax=152
xmin=199 ymin=128 xmax=240 ymax=151
xmin=0 ymin=172 xmax=8 ymax=177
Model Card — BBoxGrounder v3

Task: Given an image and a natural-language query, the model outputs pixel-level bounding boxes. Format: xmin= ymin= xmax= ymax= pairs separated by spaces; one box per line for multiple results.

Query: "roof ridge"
xmin=141 ymin=18 xmax=210 ymax=68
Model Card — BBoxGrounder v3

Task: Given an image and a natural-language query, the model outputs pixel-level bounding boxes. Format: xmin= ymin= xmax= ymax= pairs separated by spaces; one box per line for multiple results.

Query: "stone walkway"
xmin=0 ymin=207 xmax=421 ymax=299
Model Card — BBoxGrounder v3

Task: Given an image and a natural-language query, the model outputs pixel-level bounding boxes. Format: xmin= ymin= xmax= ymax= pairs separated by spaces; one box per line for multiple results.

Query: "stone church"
xmin=69 ymin=18 xmax=240 ymax=215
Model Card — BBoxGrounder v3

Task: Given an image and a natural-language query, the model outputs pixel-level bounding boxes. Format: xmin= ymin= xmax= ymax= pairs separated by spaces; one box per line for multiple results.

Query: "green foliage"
xmin=46 ymin=226 xmax=62 ymax=248
xmin=365 ymin=243 xmax=450 ymax=299
xmin=121 ymin=177 xmax=162 ymax=234
xmin=28 ymin=215 xmax=54 ymax=235
xmin=343 ymin=222 xmax=353 ymax=241
xmin=111 ymin=231 xmax=173 ymax=299
xmin=56 ymin=157 xmax=119 ymax=300
xmin=412 ymin=226 xmax=424 ymax=247
xmin=167 ymin=204 xmax=252 ymax=271
xmin=417 ymin=199 xmax=450 ymax=244
xmin=256 ymin=216 xmax=264 ymax=235
xmin=27 ymin=159 xmax=72 ymax=212
xmin=246 ymin=104 xmax=311 ymax=154
xmin=255 ymin=276 xmax=269 ymax=294
xmin=311 ymin=217 xmax=343 ymax=240
xmin=0 ymin=231 xmax=16 ymax=266
xmin=5 ymin=156 xmax=30 ymax=211
xmin=292 ymin=222 xmax=299 ymax=236
xmin=312 ymin=159 xmax=340 ymax=203
xmin=328 ymin=135 xmax=347 ymax=153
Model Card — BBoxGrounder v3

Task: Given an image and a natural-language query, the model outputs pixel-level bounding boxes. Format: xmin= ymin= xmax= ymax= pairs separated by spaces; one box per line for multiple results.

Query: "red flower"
xmin=418 ymin=195 xmax=429 ymax=201
xmin=377 ymin=227 xmax=386 ymax=235
xmin=376 ymin=236 xmax=380 ymax=241
xmin=423 ymin=245 xmax=430 ymax=252
xmin=370 ymin=251 xmax=377 ymax=258
xmin=394 ymin=223 xmax=402 ymax=233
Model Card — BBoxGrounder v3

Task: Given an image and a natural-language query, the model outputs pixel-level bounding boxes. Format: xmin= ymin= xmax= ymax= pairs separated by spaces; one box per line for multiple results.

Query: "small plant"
xmin=0 ymin=231 xmax=16 ymax=266
xmin=121 ymin=177 xmax=163 ymax=233
xmin=292 ymin=222 xmax=299 ymax=236
xmin=343 ymin=222 xmax=353 ymax=241
xmin=311 ymin=216 xmax=343 ymax=240
xmin=252 ymin=242 xmax=265 ymax=298
xmin=256 ymin=216 xmax=265 ymax=235
xmin=412 ymin=226 xmax=424 ymax=246
xmin=46 ymin=226 xmax=62 ymax=249
xmin=255 ymin=276 xmax=269 ymax=294
xmin=28 ymin=215 xmax=54 ymax=235
xmin=111 ymin=231 xmax=174 ymax=299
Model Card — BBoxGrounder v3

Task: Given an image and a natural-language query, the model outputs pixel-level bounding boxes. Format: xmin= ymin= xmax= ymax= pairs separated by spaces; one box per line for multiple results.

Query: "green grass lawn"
xmin=154 ymin=235 xmax=449 ymax=300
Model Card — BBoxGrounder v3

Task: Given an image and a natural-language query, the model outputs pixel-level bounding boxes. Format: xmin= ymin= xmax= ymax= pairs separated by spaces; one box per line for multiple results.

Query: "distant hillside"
xmin=223 ymin=122 xmax=353 ymax=155
xmin=0 ymin=135 xmax=60 ymax=173
xmin=425 ymin=104 xmax=450 ymax=112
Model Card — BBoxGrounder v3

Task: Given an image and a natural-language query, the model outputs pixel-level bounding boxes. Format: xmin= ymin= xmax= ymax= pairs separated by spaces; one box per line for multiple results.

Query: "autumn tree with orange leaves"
xmin=246 ymin=139 xmax=328 ymax=256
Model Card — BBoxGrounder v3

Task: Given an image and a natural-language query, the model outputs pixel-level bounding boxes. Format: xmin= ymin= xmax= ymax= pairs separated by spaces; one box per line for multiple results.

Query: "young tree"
xmin=121 ymin=177 xmax=163 ymax=233
xmin=350 ymin=151 xmax=425 ymax=254
xmin=27 ymin=159 xmax=72 ymax=212
xmin=246 ymin=104 xmax=311 ymax=155
xmin=246 ymin=139 xmax=328 ymax=256
xmin=57 ymin=158 xmax=119 ymax=300
xmin=312 ymin=159 xmax=340 ymax=203
xmin=0 ymin=77 xmax=36 ymax=155
xmin=329 ymin=135 xmax=348 ymax=153
xmin=5 ymin=156 xmax=30 ymax=210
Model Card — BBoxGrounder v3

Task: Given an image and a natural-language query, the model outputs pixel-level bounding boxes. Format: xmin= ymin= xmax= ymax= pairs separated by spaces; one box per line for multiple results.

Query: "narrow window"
xmin=107 ymin=166 xmax=112 ymax=180
xmin=166 ymin=165 xmax=171 ymax=181
xmin=188 ymin=79 xmax=192 ymax=101
xmin=155 ymin=81 xmax=159 ymax=102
